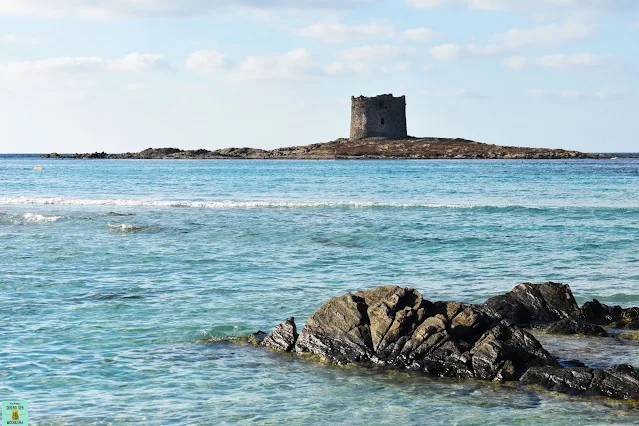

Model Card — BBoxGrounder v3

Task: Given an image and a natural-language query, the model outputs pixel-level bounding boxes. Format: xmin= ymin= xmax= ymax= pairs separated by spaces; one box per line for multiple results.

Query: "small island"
xmin=42 ymin=94 xmax=601 ymax=160
xmin=45 ymin=137 xmax=600 ymax=160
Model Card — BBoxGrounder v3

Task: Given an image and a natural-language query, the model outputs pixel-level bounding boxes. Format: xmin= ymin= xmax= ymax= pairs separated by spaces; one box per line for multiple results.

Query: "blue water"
xmin=2 ymin=158 xmax=639 ymax=425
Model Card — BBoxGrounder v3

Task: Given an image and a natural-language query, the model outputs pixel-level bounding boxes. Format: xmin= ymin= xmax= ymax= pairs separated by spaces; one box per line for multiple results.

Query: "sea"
xmin=1 ymin=155 xmax=639 ymax=425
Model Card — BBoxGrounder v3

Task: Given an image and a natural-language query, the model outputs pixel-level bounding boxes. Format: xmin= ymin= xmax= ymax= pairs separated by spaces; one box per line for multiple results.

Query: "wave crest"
xmin=1 ymin=196 xmax=638 ymax=210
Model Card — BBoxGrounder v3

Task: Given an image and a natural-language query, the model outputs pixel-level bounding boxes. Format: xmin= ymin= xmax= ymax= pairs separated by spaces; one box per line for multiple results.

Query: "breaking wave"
xmin=1 ymin=196 xmax=639 ymax=211
xmin=17 ymin=212 xmax=65 ymax=223
xmin=106 ymin=222 xmax=161 ymax=233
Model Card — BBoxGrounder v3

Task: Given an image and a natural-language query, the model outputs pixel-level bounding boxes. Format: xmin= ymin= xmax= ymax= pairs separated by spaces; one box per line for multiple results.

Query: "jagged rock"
xmin=261 ymin=318 xmax=297 ymax=352
xmin=545 ymin=318 xmax=608 ymax=337
xmin=294 ymin=286 xmax=557 ymax=381
xmin=520 ymin=364 xmax=639 ymax=400
xmin=582 ymin=299 xmax=639 ymax=330
xmin=484 ymin=282 xmax=582 ymax=325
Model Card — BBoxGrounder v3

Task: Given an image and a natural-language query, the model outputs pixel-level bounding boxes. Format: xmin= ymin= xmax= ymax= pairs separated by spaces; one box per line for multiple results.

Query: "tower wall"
xmin=350 ymin=94 xmax=407 ymax=141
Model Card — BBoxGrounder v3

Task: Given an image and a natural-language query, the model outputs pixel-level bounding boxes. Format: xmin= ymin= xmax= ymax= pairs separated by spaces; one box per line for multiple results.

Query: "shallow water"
xmin=1 ymin=157 xmax=639 ymax=424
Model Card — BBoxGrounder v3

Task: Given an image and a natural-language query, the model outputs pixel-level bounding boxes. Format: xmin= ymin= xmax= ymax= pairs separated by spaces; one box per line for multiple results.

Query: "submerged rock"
xmin=293 ymin=286 xmax=557 ymax=381
xmin=619 ymin=332 xmax=639 ymax=341
xmin=261 ymin=317 xmax=297 ymax=351
xmin=521 ymin=364 xmax=639 ymax=400
xmin=484 ymin=282 xmax=582 ymax=325
xmin=545 ymin=318 xmax=608 ymax=337
xmin=247 ymin=330 xmax=267 ymax=346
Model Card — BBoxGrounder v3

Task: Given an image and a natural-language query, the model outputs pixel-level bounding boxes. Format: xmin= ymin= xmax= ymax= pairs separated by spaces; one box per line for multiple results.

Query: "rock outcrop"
xmin=261 ymin=317 xmax=297 ymax=351
xmin=582 ymin=299 xmax=639 ymax=330
xmin=521 ymin=365 xmax=639 ymax=400
xmin=292 ymin=286 xmax=557 ymax=381
xmin=251 ymin=282 xmax=639 ymax=401
xmin=484 ymin=282 xmax=583 ymax=325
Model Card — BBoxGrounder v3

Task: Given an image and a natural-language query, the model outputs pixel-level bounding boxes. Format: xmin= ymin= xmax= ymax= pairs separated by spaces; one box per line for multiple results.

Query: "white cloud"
xmin=126 ymin=83 xmax=149 ymax=91
xmin=430 ymin=44 xmax=462 ymax=60
xmin=427 ymin=21 xmax=597 ymax=65
xmin=0 ymin=35 xmax=16 ymax=44
xmin=339 ymin=44 xmax=417 ymax=61
xmin=401 ymin=27 xmax=440 ymax=43
xmin=323 ymin=61 xmax=370 ymax=75
xmin=293 ymin=22 xmax=393 ymax=43
xmin=423 ymin=63 xmax=435 ymax=71
xmin=537 ymin=53 xmax=612 ymax=69
xmin=526 ymin=88 xmax=626 ymax=100
xmin=2 ymin=57 xmax=107 ymax=74
xmin=430 ymin=43 xmax=502 ymax=60
xmin=406 ymin=0 xmax=450 ymax=8
xmin=394 ymin=62 xmax=411 ymax=71
xmin=504 ymin=55 xmax=527 ymax=70
xmin=0 ymin=53 xmax=171 ymax=77
xmin=558 ymin=90 xmax=622 ymax=100
xmin=40 ymin=91 xmax=89 ymax=101
xmin=230 ymin=48 xmax=316 ymax=81
xmin=631 ymin=22 xmax=639 ymax=30
xmin=466 ymin=43 xmax=503 ymax=57
xmin=419 ymin=87 xmax=487 ymax=99
xmin=183 ymin=47 xmax=387 ymax=81
xmin=108 ymin=53 xmax=171 ymax=72
xmin=406 ymin=0 xmax=637 ymax=12
xmin=0 ymin=0 xmax=377 ymax=18
xmin=185 ymin=50 xmax=228 ymax=73
xmin=501 ymin=22 xmax=596 ymax=48
xmin=526 ymin=88 xmax=549 ymax=97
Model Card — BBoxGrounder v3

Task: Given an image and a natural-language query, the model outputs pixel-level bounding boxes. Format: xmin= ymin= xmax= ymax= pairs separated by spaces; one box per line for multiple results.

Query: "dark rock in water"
xmin=521 ymin=364 xmax=639 ymax=400
xmin=294 ymin=286 xmax=557 ymax=381
xmin=261 ymin=318 xmax=297 ymax=352
xmin=582 ymin=299 xmax=622 ymax=325
xmin=251 ymin=283 xmax=639 ymax=401
xmin=545 ymin=318 xmax=608 ymax=337
xmin=484 ymin=282 xmax=582 ymax=325
xmin=582 ymin=299 xmax=639 ymax=330
xmin=247 ymin=331 xmax=267 ymax=346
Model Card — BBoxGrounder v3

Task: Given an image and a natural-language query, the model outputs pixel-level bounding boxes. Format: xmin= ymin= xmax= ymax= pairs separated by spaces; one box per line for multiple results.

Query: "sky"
xmin=0 ymin=0 xmax=637 ymax=154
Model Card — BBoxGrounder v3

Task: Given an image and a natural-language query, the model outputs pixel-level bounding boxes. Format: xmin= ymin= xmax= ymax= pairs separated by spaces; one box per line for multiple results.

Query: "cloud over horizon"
xmin=0 ymin=0 xmax=378 ymax=18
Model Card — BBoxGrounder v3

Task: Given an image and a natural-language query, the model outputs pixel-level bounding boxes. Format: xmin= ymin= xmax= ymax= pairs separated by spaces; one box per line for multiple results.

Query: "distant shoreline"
xmin=36 ymin=137 xmax=613 ymax=160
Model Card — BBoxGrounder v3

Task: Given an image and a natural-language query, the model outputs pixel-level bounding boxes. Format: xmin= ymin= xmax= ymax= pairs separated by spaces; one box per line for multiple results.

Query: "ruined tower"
xmin=350 ymin=94 xmax=407 ymax=141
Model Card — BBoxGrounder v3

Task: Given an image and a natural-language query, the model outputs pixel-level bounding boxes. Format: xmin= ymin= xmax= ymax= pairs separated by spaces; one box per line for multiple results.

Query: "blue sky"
xmin=0 ymin=0 xmax=637 ymax=153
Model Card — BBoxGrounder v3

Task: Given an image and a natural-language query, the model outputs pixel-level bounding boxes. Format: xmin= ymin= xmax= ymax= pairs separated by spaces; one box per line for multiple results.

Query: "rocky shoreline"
xmin=41 ymin=137 xmax=603 ymax=160
xmin=240 ymin=282 xmax=639 ymax=401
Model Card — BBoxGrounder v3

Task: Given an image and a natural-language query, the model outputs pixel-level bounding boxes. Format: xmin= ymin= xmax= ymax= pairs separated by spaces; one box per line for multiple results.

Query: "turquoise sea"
xmin=2 ymin=156 xmax=639 ymax=425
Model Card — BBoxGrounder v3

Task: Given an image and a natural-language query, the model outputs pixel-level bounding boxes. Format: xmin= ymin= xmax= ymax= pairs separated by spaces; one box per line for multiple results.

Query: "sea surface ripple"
xmin=1 ymin=157 xmax=639 ymax=424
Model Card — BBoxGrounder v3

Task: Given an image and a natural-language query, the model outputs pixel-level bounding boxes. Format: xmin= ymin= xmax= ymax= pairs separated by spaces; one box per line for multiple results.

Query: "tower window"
xmin=381 ymin=118 xmax=385 ymax=125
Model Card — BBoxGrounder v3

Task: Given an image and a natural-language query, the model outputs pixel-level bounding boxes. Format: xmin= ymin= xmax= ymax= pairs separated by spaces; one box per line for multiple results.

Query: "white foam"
xmin=107 ymin=222 xmax=137 ymax=230
xmin=0 ymin=196 xmax=632 ymax=210
xmin=19 ymin=212 xmax=65 ymax=223
xmin=0 ymin=196 xmax=496 ymax=209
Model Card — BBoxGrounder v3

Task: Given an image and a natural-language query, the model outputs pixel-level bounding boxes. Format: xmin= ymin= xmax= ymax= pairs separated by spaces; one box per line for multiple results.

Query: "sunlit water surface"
xmin=1 ymin=157 xmax=639 ymax=424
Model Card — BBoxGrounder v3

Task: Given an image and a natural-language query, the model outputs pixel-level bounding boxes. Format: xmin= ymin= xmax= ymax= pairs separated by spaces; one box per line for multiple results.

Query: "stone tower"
xmin=350 ymin=94 xmax=407 ymax=141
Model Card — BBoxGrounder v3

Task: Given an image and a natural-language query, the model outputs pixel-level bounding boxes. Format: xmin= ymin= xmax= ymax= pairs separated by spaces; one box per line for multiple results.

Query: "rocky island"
xmin=42 ymin=93 xmax=603 ymax=160
xmin=239 ymin=282 xmax=639 ymax=402
xmin=43 ymin=137 xmax=601 ymax=160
